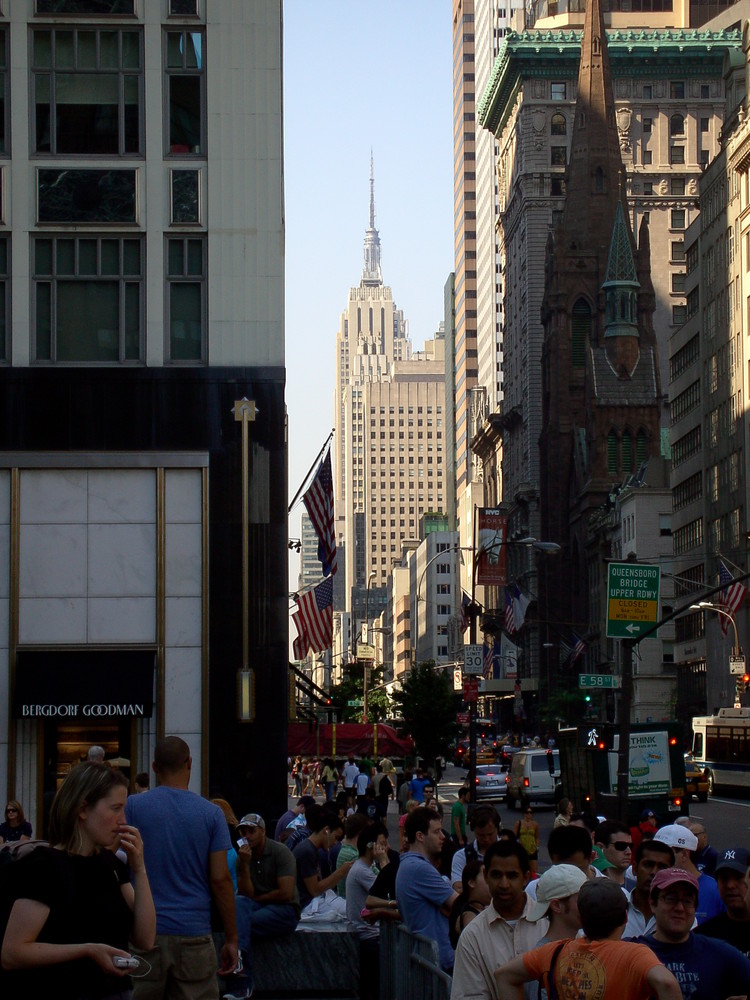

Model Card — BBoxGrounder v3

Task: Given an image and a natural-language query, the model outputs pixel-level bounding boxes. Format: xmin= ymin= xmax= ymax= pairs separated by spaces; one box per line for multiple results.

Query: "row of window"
xmin=0 ymin=234 xmax=204 ymax=363
xmin=550 ymin=80 xmax=709 ymax=102
xmin=33 ymin=2 xmax=199 ymax=15
xmin=606 ymin=428 xmax=648 ymax=478
xmin=0 ymin=24 xmax=206 ymax=159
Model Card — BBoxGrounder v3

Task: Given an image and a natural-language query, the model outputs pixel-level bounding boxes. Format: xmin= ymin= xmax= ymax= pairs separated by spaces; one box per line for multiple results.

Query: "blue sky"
xmin=284 ymin=1 xmax=454 ymax=571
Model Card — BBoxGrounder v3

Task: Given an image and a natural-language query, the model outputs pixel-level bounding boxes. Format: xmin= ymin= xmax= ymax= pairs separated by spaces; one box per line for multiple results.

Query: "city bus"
xmin=691 ymin=707 xmax=750 ymax=796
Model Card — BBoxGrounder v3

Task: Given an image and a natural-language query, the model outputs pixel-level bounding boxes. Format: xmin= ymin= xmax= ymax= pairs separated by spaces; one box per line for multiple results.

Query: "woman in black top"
xmin=1 ymin=762 xmax=156 ymax=1000
xmin=0 ymin=800 xmax=32 ymax=844
xmin=449 ymin=858 xmax=491 ymax=949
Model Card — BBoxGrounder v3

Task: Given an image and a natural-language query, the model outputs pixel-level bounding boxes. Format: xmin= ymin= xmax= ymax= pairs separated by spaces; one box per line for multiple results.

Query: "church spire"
xmin=362 ymin=151 xmax=382 ymax=286
xmin=561 ymin=0 xmax=626 ymax=242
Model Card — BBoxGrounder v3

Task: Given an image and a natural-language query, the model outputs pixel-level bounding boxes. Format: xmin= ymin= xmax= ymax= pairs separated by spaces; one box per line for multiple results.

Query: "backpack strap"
xmin=544 ymin=941 xmax=566 ymax=1000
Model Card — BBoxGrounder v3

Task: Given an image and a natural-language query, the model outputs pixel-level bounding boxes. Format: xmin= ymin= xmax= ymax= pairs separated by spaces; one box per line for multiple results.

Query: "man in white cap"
xmin=526 ymin=863 xmax=587 ymax=945
xmin=653 ymin=824 xmax=723 ymax=925
xmin=228 ymin=813 xmax=300 ymax=1000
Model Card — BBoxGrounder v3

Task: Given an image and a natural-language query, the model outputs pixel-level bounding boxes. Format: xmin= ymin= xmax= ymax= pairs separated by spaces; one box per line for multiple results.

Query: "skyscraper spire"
xmin=362 ymin=151 xmax=382 ymax=286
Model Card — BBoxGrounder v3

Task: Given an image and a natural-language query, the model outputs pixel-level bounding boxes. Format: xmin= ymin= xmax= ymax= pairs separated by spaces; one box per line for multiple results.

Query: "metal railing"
xmin=379 ymin=921 xmax=452 ymax=1000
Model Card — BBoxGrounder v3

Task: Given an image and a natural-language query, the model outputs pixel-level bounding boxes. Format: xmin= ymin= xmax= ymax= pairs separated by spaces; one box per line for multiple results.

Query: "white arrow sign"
xmin=625 ymin=623 xmax=641 ymax=634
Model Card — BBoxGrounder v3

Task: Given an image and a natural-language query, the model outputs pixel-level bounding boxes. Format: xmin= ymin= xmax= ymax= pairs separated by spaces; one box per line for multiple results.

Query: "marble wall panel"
xmin=0 ymin=524 xmax=8 ymax=599
xmin=165 ymin=597 xmax=201 ymax=647
xmin=20 ymin=470 xmax=87 ymax=523
xmin=165 ymin=470 xmax=202 ymax=524
xmin=0 ymin=470 xmax=9 ymax=523
xmin=20 ymin=524 xmax=87 ymax=597
xmin=88 ymin=597 xmax=156 ymax=644
xmin=19 ymin=597 xmax=87 ymax=644
xmin=164 ymin=646 xmax=202 ymax=735
xmin=88 ymin=524 xmax=156 ymax=598
xmin=88 ymin=470 xmax=157 ymax=524
xmin=165 ymin=523 xmax=202 ymax=597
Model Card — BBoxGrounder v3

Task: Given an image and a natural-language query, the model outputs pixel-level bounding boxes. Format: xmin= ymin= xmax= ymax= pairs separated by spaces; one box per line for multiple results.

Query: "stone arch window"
xmin=369 ymin=306 xmax=373 ymax=334
xmin=636 ymin=429 xmax=647 ymax=466
xmin=572 ymin=298 xmax=591 ymax=366
xmin=595 ymin=167 xmax=605 ymax=192
xmin=670 ymin=114 xmax=685 ymax=137
xmin=551 ymin=112 xmax=566 ymax=135
xmin=622 ymin=430 xmax=634 ymax=473
xmin=607 ymin=429 xmax=619 ymax=477
xmin=357 ymin=307 xmax=361 ymax=334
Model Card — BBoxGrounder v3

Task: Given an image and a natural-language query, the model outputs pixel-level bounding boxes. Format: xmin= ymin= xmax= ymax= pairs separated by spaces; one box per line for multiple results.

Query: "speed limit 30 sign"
xmin=464 ymin=644 xmax=484 ymax=675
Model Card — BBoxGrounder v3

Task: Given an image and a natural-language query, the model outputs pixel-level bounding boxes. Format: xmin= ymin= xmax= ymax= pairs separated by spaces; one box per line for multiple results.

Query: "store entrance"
xmin=40 ymin=718 xmax=134 ymax=838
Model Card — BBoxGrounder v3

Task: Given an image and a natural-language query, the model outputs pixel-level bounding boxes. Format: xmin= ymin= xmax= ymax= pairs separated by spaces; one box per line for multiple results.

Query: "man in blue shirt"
xmin=408 ymin=767 xmax=431 ymax=804
xmin=639 ymin=867 xmax=750 ymax=999
xmin=395 ymin=807 xmax=457 ymax=972
xmin=125 ymin=736 xmax=238 ymax=999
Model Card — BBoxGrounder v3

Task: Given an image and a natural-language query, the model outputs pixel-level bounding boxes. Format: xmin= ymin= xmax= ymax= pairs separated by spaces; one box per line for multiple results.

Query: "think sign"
xmin=607 ymin=562 xmax=660 ymax=639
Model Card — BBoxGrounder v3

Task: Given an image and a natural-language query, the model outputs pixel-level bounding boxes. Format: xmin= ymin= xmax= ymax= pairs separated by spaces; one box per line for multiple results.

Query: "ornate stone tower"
xmin=539 ymin=0 xmax=662 ymax=656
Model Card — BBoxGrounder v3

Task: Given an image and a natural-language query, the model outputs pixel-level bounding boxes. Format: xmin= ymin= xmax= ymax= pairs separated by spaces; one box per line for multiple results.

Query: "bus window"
xmin=693 ymin=732 xmax=703 ymax=757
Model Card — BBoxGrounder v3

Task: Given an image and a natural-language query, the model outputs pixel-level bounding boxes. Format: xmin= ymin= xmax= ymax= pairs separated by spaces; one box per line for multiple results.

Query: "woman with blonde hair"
xmin=1 ymin=762 xmax=155 ymax=999
xmin=0 ymin=800 xmax=32 ymax=844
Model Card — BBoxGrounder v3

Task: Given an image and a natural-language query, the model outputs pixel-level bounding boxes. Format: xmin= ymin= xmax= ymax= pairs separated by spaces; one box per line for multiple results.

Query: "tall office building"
xmin=478 ymin=3 xmax=740 ymax=691
xmin=333 ymin=168 xmax=447 ymax=651
xmin=0 ymin=2 xmax=286 ymax=825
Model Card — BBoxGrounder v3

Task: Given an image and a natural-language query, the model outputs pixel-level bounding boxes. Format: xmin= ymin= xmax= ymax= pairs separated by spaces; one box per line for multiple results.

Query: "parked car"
xmin=475 ymin=763 xmax=508 ymax=800
xmin=684 ymin=755 xmax=708 ymax=803
xmin=475 ymin=743 xmax=497 ymax=765
xmin=506 ymin=748 xmax=560 ymax=808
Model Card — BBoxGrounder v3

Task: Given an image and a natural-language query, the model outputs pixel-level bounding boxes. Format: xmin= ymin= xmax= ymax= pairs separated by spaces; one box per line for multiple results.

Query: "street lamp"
xmin=361 ymin=571 xmax=376 ymax=722
xmin=690 ymin=601 xmax=740 ymax=653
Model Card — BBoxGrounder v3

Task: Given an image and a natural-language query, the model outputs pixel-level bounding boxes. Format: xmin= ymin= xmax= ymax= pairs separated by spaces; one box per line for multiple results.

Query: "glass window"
xmin=170 ymin=168 xmax=200 ymax=224
xmin=551 ymin=146 xmax=567 ymax=166
xmin=671 ymin=177 xmax=685 ymax=196
xmin=169 ymin=0 xmax=199 ymax=13
xmin=38 ymin=169 xmax=136 ymax=223
xmin=0 ymin=237 xmax=9 ymax=362
xmin=671 ymin=240 xmax=685 ymax=261
xmin=642 ymin=150 xmax=652 ymax=165
xmin=166 ymin=236 xmax=205 ymax=361
xmin=643 ymin=84 xmax=652 ymax=99
xmin=33 ymin=235 xmax=142 ymax=362
xmin=670 ymin=114 xmax=684 ymax=136
xmin=671 ymin=272 xmax=685 ymax=293
xmin=643 ymin=117 xmax=652 ymax=133
xmin=670 ymin=145 xmax=685 ymax=165
xmin=672 ymin=304 xmax=687 ymax=326
xmin=671 ymin=209 xmax=686 ymax=229
xmin=551 ymin=113 xmax=566 ymax=135
xmin=32 ymin=28 xmax=142 ymax=155
xmin=165 ymin=29 xmax=205 ymax=155
xmin=36 ymin=1 xmax=135 ymax=11
xmin=644 ymin=182 xmax=653 ymax=195
xmin=0 ymin=29 xmax=8 ymax=157
xmin=551 ymin=82 xmax=566 ymax=100
xmin=670 ymin=81 xmax=685 ymax=99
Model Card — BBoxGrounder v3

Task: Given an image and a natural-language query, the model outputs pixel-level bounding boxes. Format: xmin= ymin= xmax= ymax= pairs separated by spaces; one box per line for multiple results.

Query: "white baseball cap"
xmin=527 ymin=864 xmax=588 ymax=922
xmin=653 ymin=824 xmax=698 ymax=852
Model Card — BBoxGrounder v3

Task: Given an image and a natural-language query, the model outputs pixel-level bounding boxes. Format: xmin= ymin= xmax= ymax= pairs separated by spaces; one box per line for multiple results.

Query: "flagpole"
xmin=288 ymin=430 xmax=334 ymax=513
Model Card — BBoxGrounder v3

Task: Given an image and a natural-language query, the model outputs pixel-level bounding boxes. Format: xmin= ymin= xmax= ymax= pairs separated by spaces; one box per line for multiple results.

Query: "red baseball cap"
xmin=649 ymin=867 xmax=699 ymax=896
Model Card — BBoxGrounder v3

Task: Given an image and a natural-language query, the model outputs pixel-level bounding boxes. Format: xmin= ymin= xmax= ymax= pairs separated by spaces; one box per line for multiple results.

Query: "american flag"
xmin=571 ymin=632 xmax=586 ymax=663
xmin=504 ymin=587 xmax=516 ymax=633
xmin=719 ymin=561 xmax=746 ymax=636
xmin=292 ymin=576 xmax=334 ymax=660
xmin=303 ymin=451 xmax=337 ymax=577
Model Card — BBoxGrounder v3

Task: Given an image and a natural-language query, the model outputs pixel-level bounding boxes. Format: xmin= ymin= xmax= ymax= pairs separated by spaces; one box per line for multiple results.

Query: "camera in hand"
xmin=113 ymin=956 xmax=140 ymax=970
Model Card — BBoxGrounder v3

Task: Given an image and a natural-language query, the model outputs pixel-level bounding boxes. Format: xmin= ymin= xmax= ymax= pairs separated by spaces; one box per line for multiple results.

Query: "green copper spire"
xmin=602 ymin=200 xmax=640 ymax=339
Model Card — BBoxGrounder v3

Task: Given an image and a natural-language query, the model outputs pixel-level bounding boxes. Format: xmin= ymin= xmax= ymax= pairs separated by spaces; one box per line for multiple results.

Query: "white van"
xmin=506 ymin=748 xmax=561 ymax=809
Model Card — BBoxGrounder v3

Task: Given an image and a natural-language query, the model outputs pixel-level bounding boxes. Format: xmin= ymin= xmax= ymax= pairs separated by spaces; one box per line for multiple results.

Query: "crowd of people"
xmin=2 ymin=745 xmax=750 ymax=1000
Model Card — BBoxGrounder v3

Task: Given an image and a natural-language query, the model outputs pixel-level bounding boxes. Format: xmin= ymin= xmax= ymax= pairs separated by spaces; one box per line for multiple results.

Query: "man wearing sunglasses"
xmin=594 ymin=820 xmax=633 ymax=889
xmin=640 ymin=867 xmax=750 ymax=999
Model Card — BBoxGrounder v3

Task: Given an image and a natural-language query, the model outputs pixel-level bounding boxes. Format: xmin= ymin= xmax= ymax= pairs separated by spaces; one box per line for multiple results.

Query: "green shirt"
xmin=451 ymin=799 xmax=466 ymax=839
xmin=249 ymin=837 xmax=301 ymax=916
xmin=336 ymin=842 xmax=359 ymax=898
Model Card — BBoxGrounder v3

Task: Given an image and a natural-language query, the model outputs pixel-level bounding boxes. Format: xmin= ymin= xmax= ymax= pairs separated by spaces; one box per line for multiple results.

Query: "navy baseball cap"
xmin=715 ymin=847 xmax=750 ymax=877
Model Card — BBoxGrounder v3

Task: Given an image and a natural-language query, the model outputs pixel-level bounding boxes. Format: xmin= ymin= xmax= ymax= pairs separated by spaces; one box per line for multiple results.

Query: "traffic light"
xmin=744 ymin=673 xmax=750 ymax=690
xmin=577 ymin=723 xmax=615 ymax=750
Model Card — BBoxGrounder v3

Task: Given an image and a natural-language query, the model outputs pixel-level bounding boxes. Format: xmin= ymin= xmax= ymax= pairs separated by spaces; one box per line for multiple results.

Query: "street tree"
xmin=391 ymin=661 xmax=458 ymax=764
xmin=328 ymin=660 xmax=389 ymax=722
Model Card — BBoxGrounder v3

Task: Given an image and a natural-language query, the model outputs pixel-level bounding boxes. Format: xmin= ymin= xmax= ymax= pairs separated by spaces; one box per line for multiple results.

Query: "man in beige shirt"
xmin=451 ymin=841 xmax=548 ymax=1000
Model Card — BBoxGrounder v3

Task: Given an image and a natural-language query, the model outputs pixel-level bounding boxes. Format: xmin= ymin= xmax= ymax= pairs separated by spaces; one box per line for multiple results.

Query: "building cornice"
xmin=479 ymin=28 xmax=742 ymax=137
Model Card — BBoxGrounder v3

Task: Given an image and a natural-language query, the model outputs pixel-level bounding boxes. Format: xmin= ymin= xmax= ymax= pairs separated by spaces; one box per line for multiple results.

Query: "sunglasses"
xmin=611 ymin=841 xmax=632 ymax=851
xmin=5 ymin=808 xmax=17 ymax=814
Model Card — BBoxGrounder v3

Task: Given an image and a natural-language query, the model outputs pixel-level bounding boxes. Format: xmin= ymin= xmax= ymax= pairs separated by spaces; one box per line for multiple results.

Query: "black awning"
xmin=13 ymin=649 xmax=156 ymax=720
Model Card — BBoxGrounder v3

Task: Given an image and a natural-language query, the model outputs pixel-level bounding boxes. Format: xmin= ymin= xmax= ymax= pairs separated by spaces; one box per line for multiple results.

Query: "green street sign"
xmin=579 ymin=674 xmax=622 ymax=689
xmin=607 ymin=562 xmax=660 ymax=639
xmin=347 ymin=699 xmax=363 ymax=707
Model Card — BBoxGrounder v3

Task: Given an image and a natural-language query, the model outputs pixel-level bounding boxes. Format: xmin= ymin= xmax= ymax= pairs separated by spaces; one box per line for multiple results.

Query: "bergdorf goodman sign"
xmin=20 ymin=703 xmax=147 ymax=718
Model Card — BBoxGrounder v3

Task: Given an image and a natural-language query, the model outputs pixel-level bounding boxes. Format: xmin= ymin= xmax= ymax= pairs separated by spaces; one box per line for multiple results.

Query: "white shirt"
xmin=341 ymin=763 xmax=359 ymax=788
xmin=451 ymin=894 xmax=548 ymax=1000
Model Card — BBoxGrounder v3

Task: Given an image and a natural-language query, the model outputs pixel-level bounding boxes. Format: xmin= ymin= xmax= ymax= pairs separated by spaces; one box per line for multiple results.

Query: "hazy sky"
xmin=284 ymin=1 xmax=454 ymax=581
